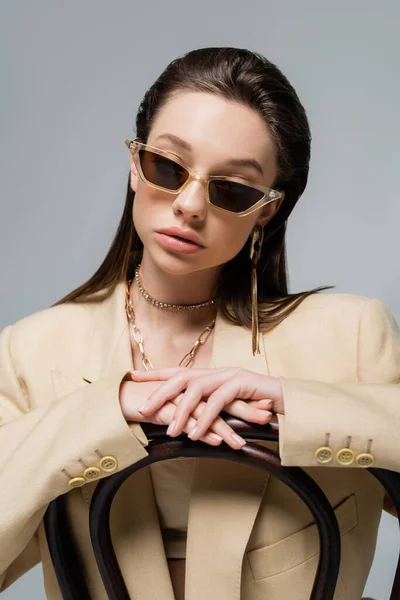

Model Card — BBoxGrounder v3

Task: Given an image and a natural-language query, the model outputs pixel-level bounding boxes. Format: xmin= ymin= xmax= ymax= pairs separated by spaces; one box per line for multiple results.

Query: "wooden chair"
xmin=44 ymin=417 xmax=400 ymax=600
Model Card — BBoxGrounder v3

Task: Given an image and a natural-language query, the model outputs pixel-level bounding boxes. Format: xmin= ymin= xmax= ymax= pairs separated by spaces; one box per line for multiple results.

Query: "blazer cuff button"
xmin=99 ymin=455 xmax=118 ymax=472
xmin=355 ymin=453 xmax=374 ymax=468
xmin=68 ymin=476 xmax=86 ymax=488
xmin=315 ymin=446 xmax=333 ymax=464
xmin=83 ymin=467 xmax=101 ymax=481
xmin=336 ymin=448 xmax=355 ymax=466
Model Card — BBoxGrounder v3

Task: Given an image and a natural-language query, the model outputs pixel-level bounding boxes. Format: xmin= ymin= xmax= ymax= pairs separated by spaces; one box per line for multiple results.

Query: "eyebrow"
xmin=154 ymin=133 xmax=264 ymax=176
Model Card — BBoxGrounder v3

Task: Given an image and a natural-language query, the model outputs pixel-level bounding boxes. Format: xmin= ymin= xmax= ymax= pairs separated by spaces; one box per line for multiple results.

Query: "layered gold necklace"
xmin=125 ymin=264 xmax=216 ymax=370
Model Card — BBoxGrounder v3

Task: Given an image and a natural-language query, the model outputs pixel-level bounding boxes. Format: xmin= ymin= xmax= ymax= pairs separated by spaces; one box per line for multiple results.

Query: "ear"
xmin=129 ymin=153 xmax=139 ymax=193
xmin=256 ymin=191 xmax=285 ymax=227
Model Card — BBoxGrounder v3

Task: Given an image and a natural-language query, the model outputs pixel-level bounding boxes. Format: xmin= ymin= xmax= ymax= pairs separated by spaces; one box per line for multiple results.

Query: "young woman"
xmin=0 ymin=47 xmax=399 ymax=600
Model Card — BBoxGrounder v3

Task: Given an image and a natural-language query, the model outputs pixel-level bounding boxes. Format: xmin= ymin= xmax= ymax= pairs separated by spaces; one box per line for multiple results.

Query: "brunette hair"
xmin=54 ymin=46 xmax=333 ymax=332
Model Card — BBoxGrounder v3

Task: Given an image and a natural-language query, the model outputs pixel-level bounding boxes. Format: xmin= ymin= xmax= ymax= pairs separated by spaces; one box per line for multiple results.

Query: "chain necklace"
xmin=134 ymin=264 xmax=217 ymax=310
xmin=125 ymin=278 xmax=216 ymax=371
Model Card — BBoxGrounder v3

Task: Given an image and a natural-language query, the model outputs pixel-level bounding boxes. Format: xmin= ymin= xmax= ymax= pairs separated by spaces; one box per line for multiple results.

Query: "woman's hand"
xmin=119 ymin=377 xmax=249 ymax=449
xmin=130 ymin=367 xmax=284 ymax=442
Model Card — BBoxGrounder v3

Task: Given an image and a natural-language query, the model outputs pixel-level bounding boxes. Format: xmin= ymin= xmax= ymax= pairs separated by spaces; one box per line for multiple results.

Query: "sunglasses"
xmin=125 ymin=138 xmax=284 ymax=217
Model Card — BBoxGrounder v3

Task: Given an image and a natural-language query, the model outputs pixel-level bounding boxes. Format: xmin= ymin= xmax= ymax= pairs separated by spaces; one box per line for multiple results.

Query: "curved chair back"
xmin=44 ymin=418 xmax=400 ymax=600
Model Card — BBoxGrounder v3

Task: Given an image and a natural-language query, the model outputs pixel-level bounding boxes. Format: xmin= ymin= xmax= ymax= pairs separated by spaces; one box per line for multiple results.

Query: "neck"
xmin=129 ymin=254 xmax=220 ymax=332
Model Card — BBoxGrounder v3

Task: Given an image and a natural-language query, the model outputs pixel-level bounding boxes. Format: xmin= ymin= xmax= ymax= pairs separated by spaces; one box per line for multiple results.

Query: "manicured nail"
xmin=167 ymin=420 xmax=177 ymax=436
xmin=231 ymin=433 xmax=246 ymax=447
xmin=259 ymin=400 xmax=273 ymax=408
xmin=188 ymin=426 xmax=198 ymax=440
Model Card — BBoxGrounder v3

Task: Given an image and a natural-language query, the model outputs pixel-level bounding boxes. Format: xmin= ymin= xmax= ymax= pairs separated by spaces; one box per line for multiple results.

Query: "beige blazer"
xmin=0 ymin=281 xmax=399 ymax=600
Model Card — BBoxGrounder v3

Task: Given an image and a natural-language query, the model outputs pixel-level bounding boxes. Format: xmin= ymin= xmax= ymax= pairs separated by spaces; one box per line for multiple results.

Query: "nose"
xmin=171 ymin=176 xmax=207 ymax=221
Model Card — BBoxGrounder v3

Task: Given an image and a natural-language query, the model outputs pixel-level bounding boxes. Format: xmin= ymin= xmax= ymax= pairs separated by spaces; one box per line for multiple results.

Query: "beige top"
xmin=150 ymin=457 xmax=195 ymax=559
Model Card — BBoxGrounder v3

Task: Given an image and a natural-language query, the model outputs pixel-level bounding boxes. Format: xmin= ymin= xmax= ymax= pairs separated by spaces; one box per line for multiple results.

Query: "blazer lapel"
xmin=185 ymin=313 xmax=278 ymax=600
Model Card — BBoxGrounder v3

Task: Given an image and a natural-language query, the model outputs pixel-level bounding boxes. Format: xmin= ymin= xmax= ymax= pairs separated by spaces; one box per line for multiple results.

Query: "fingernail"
xmin=259 ymin=400 xmax=273 ymax=408
xmin=138 ymin=404 xmax=148 ymax=414
xmin=209 ymin=433 xmax=223 ymax=442
xmin=167 ymin=420 xmax=177 ymax=436
xmin=231 ymin=433 xmax=246 ymax=447
xmin=188 ymin=426 xmax=198 ymax=440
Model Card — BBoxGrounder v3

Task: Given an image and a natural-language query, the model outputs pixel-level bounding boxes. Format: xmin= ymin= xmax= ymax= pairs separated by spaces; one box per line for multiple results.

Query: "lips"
xmin=156 ymin=227 xmax=204 ymax=247
xmin=169 ymin=234 xmax=197 ymax=244
xmin=155 ymin=232 xmax=204 ymax=254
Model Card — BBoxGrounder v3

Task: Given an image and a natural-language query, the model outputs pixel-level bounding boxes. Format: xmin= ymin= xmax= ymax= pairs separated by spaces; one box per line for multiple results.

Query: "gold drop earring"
xmin=249 ymin=224 xmax=264 ymax=355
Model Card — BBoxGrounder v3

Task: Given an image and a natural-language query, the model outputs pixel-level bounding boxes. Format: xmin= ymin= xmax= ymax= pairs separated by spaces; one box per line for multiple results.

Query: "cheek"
xmin=211 ymin=220 xmax=253 ymax=261
xmin=132 ymin=178 xmax=156 ymax=218
xmin=132 ymin=186 xmax=169 ymax=240
xmin=132 ymin=190 xmax=149 ymax=240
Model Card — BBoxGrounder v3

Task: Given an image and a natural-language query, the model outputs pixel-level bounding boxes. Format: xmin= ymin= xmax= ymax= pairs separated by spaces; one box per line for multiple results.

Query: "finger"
xmin=136 ymin=375 xmax=190 ymax=416
xmin=138 ymin=372 xmax=192 ymax=415
xmin=222 ymin=370 xmax=283 ymax=404
xmin=200 ymin=411 xmax=248 ymax=449
xmin=137 ymin=369 xmax=282 ymax=411
xmin=250 ymin=399 xmax=274 ymax=409
xmin=224 ymin=398 xmax=274 ymax=424
xmin=191 ymin=401 xmax=244 ymax=446
xmin=179 ymin=397 xmax=273 ymax=432
xmin=138 ymin=370 xmax=233 ymax=416
xmin=157 ymin=402 xmax=223 ymax=446
xmin=170 ymin=399 xmax=247 ymax=450
xmin=166 ymin=375 xmax=229 ymax=436
xmin=185 ymin=417 xmax=223 ymax=446
xmin=187 ymin=380 xmax=249 ymax=442
xmin=187 ymin=373 xmax=281 ymax=433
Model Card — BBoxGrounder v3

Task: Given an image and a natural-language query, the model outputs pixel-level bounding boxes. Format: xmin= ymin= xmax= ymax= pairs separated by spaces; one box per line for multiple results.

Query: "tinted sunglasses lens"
xmin=138 ymin=149 xmax=189 ymax=191
xmin=209 ymin=180 xmax=264 ymax=213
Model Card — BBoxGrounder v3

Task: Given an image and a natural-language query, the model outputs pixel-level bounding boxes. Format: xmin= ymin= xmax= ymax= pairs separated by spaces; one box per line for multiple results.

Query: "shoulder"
xmin=266 ymin=290 xmax=398 ymax=350
xmin=262 ymin=292 xmax=394 ymax=350
xmin=260 ymin=292 xmax=398 ymax=381
xmin=9 ymin=299 xmax=96 ymax=339
xmin=289 ymin=292 xmax=397 ymax=330
xmin=4 ymin=287 xmax=117 ymax=366
xmin=269 ymin=292 xmax=372 ymax=332
xmin=290 ymin=291 xmax=371 ymax=315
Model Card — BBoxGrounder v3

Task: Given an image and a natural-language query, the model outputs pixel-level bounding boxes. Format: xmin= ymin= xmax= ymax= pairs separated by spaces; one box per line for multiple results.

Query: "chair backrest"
xmin=44 ymin=417 xmax=400 ymax=600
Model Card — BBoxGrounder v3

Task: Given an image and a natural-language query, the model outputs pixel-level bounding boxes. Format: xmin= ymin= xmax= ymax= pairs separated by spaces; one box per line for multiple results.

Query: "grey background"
xmin=0 ymin=1 xmax=399 ymax=598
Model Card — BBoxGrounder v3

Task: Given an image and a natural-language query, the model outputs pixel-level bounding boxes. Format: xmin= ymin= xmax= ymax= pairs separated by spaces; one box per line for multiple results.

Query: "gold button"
xmin=83 ymin=466 xmax=101 ymax=481
xmin=355 ymin=453 xmax=374 ymax=468
xmin=68 ymin=476 xmax=86 ymax=488
xmin=100 ymin=455 xmax=118 ymax=472
xmin=336 ymin=448 xmax=355 ymax=466
xmin=315 ymin=446 xmax=333 ymax=464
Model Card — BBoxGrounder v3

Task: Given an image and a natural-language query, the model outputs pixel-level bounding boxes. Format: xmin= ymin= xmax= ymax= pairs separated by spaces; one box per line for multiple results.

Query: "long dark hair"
xmin=54 ymin=47 xmax=333 ymax=332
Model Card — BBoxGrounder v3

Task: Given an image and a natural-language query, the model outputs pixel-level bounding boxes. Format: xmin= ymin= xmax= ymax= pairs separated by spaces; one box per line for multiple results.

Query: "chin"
xmin=145 ymin=247 xmax=224 ymax=279
xmin=144 ymin=248 xmax=202 ymax=275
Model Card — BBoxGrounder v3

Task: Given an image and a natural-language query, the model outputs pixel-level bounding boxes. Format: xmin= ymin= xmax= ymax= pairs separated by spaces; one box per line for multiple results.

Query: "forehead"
xmin=148 ymin=91 xmax=277 ymax=180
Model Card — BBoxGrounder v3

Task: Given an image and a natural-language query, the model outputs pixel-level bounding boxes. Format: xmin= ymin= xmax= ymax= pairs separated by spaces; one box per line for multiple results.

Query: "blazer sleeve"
xmin=0 ymin=323 xmax=150 ymax=591
xmin=277 ymin=298 xmax=400 ymax=474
